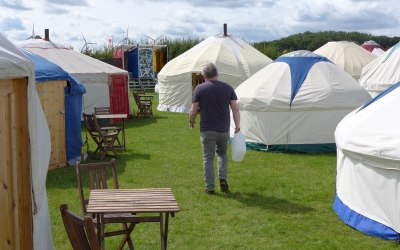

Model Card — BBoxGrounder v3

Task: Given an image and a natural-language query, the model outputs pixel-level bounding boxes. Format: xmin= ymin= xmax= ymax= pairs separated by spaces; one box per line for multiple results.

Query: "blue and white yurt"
xmin=233 ymin=51 xmax=371 ymax=153
xmin=334 ymin=81 xmax=400 ymax=240
xmin=22 ymin=49 xmax=86 ymax=165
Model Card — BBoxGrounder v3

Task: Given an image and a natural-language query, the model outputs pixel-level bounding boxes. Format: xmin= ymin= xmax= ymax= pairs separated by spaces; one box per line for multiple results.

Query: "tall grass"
xmin=47 ymin=93 xmax=397 ymax=249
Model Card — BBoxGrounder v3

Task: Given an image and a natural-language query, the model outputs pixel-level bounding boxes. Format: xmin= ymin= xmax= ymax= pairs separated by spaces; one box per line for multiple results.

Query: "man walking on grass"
xmin=189 ymin=63 xmax=240 ymax=194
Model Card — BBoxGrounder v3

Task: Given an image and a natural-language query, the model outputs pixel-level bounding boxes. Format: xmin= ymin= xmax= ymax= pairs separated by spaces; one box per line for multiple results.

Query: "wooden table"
xmin=87 ymin=188 xmax=180 ymax=250
xmin=96 ymin=113 xmax=127 ymax=150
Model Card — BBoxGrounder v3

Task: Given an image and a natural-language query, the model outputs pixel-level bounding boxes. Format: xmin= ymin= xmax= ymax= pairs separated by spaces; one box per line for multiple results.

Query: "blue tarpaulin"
xmin=22 ymin=49 xmax=86 ymax=164
xmin=275 ymin=56 xmax=331 ymax=105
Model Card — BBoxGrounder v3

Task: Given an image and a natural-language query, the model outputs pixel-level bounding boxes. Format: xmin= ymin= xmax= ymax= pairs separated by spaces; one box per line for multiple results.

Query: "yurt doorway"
xmin=37 ymin=80 xmax=67 ymax=168
xmin=192 ymin=72 xmax=204 ymax=92
xmin=0 ymin=78 xmax=33 ymax=249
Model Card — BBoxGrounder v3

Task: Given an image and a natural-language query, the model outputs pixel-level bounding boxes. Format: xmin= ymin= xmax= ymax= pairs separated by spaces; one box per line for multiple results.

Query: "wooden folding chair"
xmin=60 ymin=204 xmax=101 ymax=250
xmin=76 ymin=159 xmax=160 ymax=250
xmin=94 ymin=107 xmax=123 ymax=146
xmin=83 ymin=113 xmax=123 ymax=160
xmin=133 ymin=91 xmax=153 ymax=117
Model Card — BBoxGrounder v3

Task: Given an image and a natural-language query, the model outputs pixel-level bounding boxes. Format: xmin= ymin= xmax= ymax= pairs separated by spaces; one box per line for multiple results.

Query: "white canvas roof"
xmin=234 ymin=51 xmax=371 ymax=152
xmin=314 ymin=41 xmax=377 ymax=80
xmin=0 ymin=34 xmax=53 ymax=249
xmin=359 ymin=42 xmax=400 ymax=97
xmin=17 ymin=39 xmax=129 ymax=114
xmin=157 ymin=34 xmax=272 ymax=113
xmin=334 ymin=82 xmax=400 ymax=240
xmin=372 ymin=47 xmax=385 ymax=56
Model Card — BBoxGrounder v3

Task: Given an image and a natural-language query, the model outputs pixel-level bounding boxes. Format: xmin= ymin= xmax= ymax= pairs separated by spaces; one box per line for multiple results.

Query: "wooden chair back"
xmin=83 ymin=113 xmax=99 ymax=135
xmin=60 ymin=204 xmax=101 ymax=250
xmin=75 ymin=159 xmax=138 ymax=249
xmin=94 ymin=106 xmax=118 ymax=126
xmin=94 ymin=107 xmax=111 ymax=115
xmin=132 ymin=91 xmax=153 ymax=117
xmin=76 ymin=159 xmax=119 ymax=215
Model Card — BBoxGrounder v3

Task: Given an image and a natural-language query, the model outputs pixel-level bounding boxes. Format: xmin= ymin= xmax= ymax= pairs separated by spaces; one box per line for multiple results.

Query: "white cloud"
xmin=0 ymin=17 xmax=25 ymax=31
xmin=1 ymin=0 xmax=399 ymax=51
xmin=0 ymin=0 xmax=32 ymax=10
xmin=45 ymin=0 xmax=88 ymax=6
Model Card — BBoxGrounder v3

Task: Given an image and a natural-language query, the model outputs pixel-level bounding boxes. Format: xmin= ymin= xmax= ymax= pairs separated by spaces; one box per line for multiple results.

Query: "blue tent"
xmin=22 ymin=49 xmax=86 ymax=165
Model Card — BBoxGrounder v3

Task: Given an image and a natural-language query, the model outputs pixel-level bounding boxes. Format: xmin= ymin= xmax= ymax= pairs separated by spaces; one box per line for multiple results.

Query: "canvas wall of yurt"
xmin=0 ymin=33 xmax=53 ymax=249
xmin=22 ymin=49 xmax=86 ymax=168
xmin=334 ymin=81 xmax=400 ymax=240
xmin=359 ymin=42 xmax=400 ymax=97
xmin=17 ymin=32 xmax=130 ymax=115
xmin=157 ymin=27 xmax=273 ymax=113
xmin=233 ymin=51 xmax=371 ymax=153
xmin=314 ymin=41 xmax=377 ymax=80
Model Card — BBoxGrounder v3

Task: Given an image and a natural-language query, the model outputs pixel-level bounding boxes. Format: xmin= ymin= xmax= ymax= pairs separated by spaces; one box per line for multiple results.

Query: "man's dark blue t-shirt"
xmin=192 ymin=80 xmax=237 ymax=133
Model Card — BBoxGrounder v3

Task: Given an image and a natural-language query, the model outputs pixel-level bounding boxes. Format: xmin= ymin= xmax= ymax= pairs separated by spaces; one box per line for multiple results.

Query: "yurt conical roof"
xmin=157 ymin=33 xmax=272 ymax=113
xmin=234 ymin=50 xmax=371 ymax=153
xmin=361 ymin=40 xmax=385 ymax=52
xmin=17 ymin=38 xmax=129 ymax=114
xmin=359 ymin=42 xmax=400 ymax=97
xmin=314 ymin=41 xmax=377 ymax=80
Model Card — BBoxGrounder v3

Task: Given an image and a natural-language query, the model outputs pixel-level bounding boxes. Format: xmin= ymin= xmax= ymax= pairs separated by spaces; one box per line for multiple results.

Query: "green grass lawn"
xmin=47 ymin=93 xmax=398 ymax=249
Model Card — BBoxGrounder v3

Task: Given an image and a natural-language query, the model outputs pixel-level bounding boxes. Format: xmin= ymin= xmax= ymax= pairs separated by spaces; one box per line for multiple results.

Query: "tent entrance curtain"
xmin=109 ymin=74 xmax=129 ymax=120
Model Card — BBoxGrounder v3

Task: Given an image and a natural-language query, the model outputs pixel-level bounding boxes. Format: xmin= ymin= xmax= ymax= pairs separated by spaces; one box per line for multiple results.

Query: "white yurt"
xmin=359 ymin=42 xmax=400 ymax=98
xmin=372 ymin=47 xmax=385 ymax=56
xmin=17 ymin=36 xmax=130 ymax=115
xmin=314 ymin=41 xmax=377 ymax=80
xmin=0 ymin=33 xmax=53 ymax=249
xmin=233 ymin=51 xmax=371 ymax=153
xmin=157 ymin=30 xmax=272 ymax=113
xmin=334 ymin=81 xmax=400 ymax=240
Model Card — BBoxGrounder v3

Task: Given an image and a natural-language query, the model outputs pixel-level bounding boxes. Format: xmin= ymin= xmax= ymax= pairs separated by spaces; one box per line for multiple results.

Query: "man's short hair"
xmin=202 ymin=63 xmax=218 ymax=78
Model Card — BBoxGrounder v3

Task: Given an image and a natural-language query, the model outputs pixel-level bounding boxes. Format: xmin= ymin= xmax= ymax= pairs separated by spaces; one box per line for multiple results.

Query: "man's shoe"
xmin=220 ymin=179 xmax=229 ymax=193
xmin=205 ymin=189 xmax=215 ymax=195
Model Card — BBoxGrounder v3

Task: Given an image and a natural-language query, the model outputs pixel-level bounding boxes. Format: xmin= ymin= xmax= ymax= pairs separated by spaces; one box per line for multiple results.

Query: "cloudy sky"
xmin=1 ymin=0 xmax=399 ymax=51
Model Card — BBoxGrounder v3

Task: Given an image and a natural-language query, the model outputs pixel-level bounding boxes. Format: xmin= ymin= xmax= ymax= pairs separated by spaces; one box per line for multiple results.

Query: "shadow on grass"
xmin=120 ymin=152 xmax=151 ymax=160
xmin=125 ymin=115 xmax=167 ymax=128
xmin=219 ymin=191 xmax=315 ymax=214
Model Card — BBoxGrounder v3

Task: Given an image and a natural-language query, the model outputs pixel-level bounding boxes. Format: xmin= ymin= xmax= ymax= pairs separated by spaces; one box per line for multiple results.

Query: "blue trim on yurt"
xmin=65 ymin=87 xmax=84 ymax=165
xmin=333 ymin=194 xmax=399 ymax=240
xmin=246 ymin=142 xmax=336 ymax=153
xmin=68 ymin=74 xmax=86 ymax=95
xmin=358 ymin=81 xmax=400 ymax=112
xmin=22 ymin=49 xmax=86 ymax=164
xmin=274 ymin=56 xmax=331 ymax=105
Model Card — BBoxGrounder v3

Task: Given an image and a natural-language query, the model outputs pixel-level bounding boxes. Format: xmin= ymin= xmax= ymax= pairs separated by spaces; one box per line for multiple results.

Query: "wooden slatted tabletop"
xmin=87 ymin=188 xmax=180 ymax=214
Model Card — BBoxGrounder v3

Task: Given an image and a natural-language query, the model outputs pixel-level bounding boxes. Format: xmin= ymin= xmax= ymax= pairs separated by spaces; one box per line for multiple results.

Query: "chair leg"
xmin=116 ymin=222 xmax=136 ymax=250
xmin=99 ymin=136 xmax=120 ymax=160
